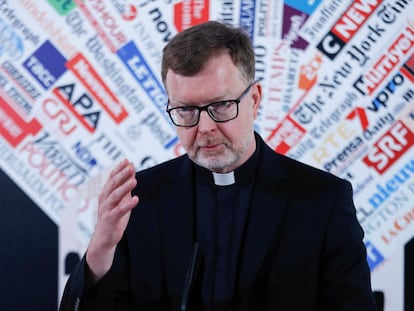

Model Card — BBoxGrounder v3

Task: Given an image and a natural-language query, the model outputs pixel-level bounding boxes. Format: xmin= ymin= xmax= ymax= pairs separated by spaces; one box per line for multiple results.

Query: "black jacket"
xmin=59 ymin=135 xmax=377 ymax=310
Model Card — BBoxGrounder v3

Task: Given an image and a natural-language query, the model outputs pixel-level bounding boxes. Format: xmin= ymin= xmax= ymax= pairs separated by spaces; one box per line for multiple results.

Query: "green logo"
xmin=47 ymin=0 xmax=76 ymax=15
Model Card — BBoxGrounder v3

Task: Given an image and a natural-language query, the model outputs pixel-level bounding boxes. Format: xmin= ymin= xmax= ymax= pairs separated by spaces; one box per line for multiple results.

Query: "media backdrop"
xmin=0 ymin=0 xmax=413 ymax=310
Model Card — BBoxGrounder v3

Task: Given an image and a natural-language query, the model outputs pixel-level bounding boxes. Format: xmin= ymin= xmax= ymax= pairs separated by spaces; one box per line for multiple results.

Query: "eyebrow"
xmin=169 ymin=92 xmax=231 ymax=107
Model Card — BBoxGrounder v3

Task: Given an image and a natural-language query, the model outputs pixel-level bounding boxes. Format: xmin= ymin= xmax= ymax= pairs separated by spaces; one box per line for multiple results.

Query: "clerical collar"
xmin=193 ymin=133 xmax=261 ymax=186
xmin=213 ymin=171 xmax=235 ymax=186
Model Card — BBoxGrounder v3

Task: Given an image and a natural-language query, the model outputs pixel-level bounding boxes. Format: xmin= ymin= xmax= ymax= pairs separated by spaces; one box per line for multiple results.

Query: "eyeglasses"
xmin=166 ymin=82 xmax=254 ymax=127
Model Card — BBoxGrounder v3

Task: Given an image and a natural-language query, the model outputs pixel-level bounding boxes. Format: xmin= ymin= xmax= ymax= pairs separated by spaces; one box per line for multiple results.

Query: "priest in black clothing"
xmin=60 ymin=21 xmax=378 ymax=311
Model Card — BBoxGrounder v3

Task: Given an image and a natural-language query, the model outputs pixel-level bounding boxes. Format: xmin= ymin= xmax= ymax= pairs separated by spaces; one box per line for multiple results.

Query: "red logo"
xmin=355 ymin=26 xmax=414 ymax=96
xmin=174 ymin=0 xmax=209 ymax=32
xmin=66 ymin=53 xmax=129 ymax=125
xmin=0 ymin=93 xmax=42 ymax=147
xmin=332 ymin=0 xmax=381 ymax=43
xmin=363 ymin=121 xmax=414 ymax=174
xmin=122 ymin=4 xmax=138 ymax=21
xmin=266 ymin=115 xmax=306 ymax=154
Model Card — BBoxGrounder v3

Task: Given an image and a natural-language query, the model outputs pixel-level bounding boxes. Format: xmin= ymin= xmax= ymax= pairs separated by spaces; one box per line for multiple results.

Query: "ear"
xmin=252 ymin=82 xmax=262 ymax=119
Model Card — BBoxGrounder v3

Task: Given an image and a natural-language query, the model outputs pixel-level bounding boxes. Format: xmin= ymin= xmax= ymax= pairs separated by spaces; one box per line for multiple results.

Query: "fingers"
xmin=93 ymin=160 xmax=139 ymax=249
xmin=109 ymin=191 xmax=139 ymax=220
xmin=100 ymin=160 xmax=137 ymax=206
xmin=108 ymin=173 xmax=137 ymax=206
xmin=107 ymin=159 xmax=136 ymax=193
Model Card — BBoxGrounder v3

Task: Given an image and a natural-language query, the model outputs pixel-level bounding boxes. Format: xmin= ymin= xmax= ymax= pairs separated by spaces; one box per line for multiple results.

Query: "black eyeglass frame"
xmin=166 ymin=82 xmax=255 ymax=127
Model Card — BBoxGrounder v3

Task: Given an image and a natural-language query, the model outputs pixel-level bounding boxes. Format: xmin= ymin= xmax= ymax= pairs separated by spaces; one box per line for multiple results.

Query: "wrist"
xmin=85 ymin=243 xmax=116 ymax=283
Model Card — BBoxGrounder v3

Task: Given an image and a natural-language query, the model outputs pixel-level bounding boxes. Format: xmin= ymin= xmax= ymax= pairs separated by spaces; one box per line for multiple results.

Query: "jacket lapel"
xmin=158 ymin=139 xmax=294 ymax=304
xmin=238 ymin=142 xmax=292 ymax=288
xmin=159 ymin=156 xmax=196 ymax=303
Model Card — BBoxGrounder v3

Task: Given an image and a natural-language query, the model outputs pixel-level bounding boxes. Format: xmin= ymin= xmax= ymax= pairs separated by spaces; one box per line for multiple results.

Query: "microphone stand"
xmin=181 ymin=242 xmax=199 ymax=311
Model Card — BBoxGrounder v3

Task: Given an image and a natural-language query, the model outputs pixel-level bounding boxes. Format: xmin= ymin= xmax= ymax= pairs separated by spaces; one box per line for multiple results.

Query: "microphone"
xmin=181 ymin=242 xmax=199 ymax=311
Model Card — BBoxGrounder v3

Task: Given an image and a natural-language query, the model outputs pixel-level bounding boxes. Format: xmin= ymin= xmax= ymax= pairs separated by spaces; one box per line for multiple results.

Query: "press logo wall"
xmin=267 ymin=115 xmax=307 ymax=154
xmin=40 ymin=94 xmax=80 ymax=137
xmin=381 ymin=196 xmax=414 ymax=245
xmin=173 ymin=0 xmax=210 ymax=31
xmin=240 ymin=0 xmax=256 ymax=40
xmin=282 ymin=1 xmax=315 ymax=49
xmin=265 ymin=52 xmax=324 ymax=153
xmin=277 ymin=4 xmax=414 ymax=167
xmin=29 ymin=132 xmax=89 ymax=188
xmin=252 ymin=0 xmax=270 ymax=40
xmin=401 ymin=54 xmax=414 ymax=83
xmin=367 ymin=72 xmax=406 ymax=113
xmin=18 ymin=0 xmax=78 ymax=58
xmin=317 ymin=0 xmax=381 ymax=60
xmin=353 ymin=25 xmax=414 ymax=97
xmin=0 ymin=17 xmax=24 ymax=60
xmin=360 ymin=154 xmax=414 ymax=265
xmin=0 ymin=61 xmax=41 ymax=104
xmin=65 ymin=9 xmax=90 ymax=38
xmin=47 ymin=0 xmax=76 ymax=15
xmin=363 ymin=121 xmax=414 ymax=174
xmin=83 ymin=34 xmax=146 ymax=115
xmin=23 ymin=40 xmax=67 ymax=90
xmin=0 ymin=1 xmax=40 ymax=47
xmin=117 ymin=40 xmax=178 ymax=149
xmin=19 ymin=139 xmax=79 ymax=207
xmin=0 ymin=1 xmax=413 ymax=309
xmin=259 ymin=42 xmax=289 ymax=133
xmin=66 ymin=53 xmax=129 ymax=124
xmin=110 ymin=0 xmax=138 ymax=21
xmin=312 ymin=123 xmax=368 ymax=175
xmin=0 ymin=31 xmax=43 ymax=147
xmin=210 ymin=0 xmax=236 ymax=26
xmin=366 ymin=240 xmax=385 ymax=269
xmin=52 ymin=82 xmax=102 ymax=134
xmin=147 ymin=7 xmax=175 ymax=42
xmin=361 ymin=112 xmax=395 ymax=142
xmin=0 ymin=92 xmax=42 ymax=147
xmin=75 ymin=0 xmax=127 ymax=53
xmin=284 ymin=0 xmax=323 ymax=16
xmin=299 ymin=0 xmax=353 ymax=43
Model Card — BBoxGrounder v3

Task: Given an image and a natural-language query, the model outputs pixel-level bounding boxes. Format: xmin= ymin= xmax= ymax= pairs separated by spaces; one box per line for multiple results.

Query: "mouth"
xmin=199 ymin=142 xmax=224 ymax=152
xmin=203 ymin=143 xmax=220 ymax=148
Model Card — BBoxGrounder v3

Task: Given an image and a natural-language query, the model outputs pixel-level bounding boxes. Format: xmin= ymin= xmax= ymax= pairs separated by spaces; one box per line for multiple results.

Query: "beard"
xmin=187 ymin=132 xmax=253 ymax=173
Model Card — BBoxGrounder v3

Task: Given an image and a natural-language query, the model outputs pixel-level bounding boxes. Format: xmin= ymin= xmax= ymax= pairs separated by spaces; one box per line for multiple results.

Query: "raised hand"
xmin=86 ymin=159 xmax=139 ymax=282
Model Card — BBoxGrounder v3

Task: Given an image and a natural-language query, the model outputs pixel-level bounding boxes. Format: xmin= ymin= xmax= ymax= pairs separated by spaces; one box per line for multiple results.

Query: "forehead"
xmin=165 ymin=54 xmax=245 ymax=104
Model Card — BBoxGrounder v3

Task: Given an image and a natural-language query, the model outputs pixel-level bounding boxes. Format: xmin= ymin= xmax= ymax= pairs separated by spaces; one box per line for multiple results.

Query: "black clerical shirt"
xmin=193 ymin=142 xmax=260 ymax=311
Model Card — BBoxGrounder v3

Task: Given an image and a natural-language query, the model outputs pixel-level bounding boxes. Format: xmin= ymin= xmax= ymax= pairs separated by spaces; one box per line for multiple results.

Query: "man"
xmin=60 ymin=21 xmax=377 ymax=310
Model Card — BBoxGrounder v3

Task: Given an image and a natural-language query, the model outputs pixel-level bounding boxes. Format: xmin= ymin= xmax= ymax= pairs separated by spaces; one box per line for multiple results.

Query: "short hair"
xmin=161 ymin=21 xmax=255 ymax=86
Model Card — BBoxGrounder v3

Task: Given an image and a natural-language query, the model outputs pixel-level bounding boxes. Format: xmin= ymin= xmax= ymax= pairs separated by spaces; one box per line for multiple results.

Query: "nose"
xmin=197 ymin=110 xmax=216 ymax=132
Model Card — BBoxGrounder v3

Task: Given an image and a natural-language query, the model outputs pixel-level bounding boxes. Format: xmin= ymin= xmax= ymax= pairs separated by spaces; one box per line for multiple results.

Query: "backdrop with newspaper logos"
xmin=0 ymin=0 xmax=413 ymax=310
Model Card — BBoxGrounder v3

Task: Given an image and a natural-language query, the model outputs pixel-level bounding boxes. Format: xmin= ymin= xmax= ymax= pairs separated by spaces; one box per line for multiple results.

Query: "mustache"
xmin=196 ymin=137 xmax=227 ymax=148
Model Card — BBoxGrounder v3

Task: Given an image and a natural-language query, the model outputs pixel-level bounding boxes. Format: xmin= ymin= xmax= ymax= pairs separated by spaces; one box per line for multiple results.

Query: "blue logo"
xmin=365 ymin=241 xmax=384 ymax=270
xmin=117 ymin=41 xmax=178 ymax=149
xmin=117 ymin=41 xmax=169 ymax=121
xmin=284 ymin=0 xmax=322 ymax=15
xmin=23 ymin=40 xmax=67 ymax=89
xmin=0 ymin=17 xmax=24 ymax=60
xmin=240 ymin=0 xmax=256 ymax=40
